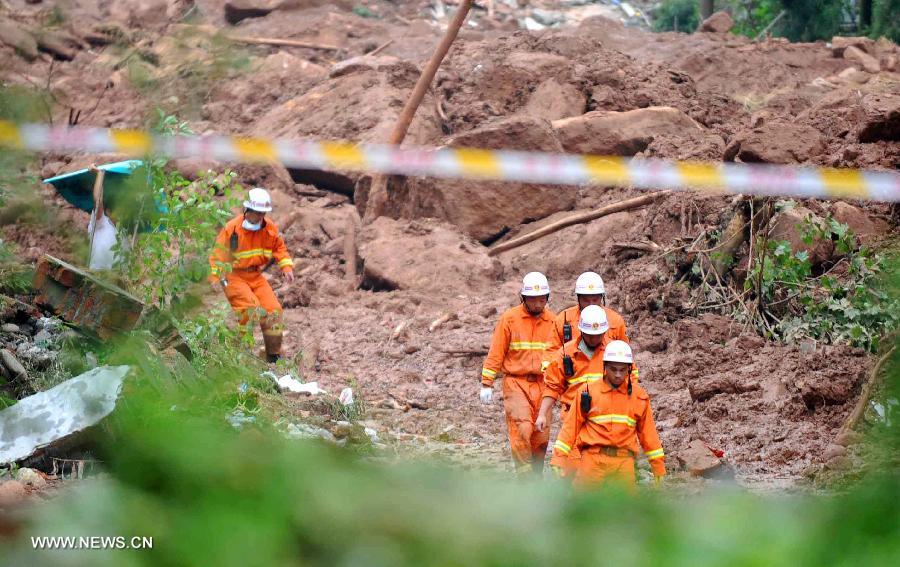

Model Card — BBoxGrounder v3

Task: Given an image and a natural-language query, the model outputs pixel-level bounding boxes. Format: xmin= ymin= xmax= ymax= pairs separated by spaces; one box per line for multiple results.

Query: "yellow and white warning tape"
xmin=2 ymin=120 xmax=898 ymax=202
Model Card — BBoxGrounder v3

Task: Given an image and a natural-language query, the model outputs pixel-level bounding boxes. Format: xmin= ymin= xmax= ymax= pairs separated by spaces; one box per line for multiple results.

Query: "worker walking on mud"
xmin=209 ymin=188 xmax=295 ymax=363
xmin=550 ymin=340 xmax=665 ymax=489
xmin=536 ymin=274 xmax=639 ymax=443
xmin=480 ymin=272 xmax=557 ymax=476
xmin=547 ymin=271 xmax=630 ymax=352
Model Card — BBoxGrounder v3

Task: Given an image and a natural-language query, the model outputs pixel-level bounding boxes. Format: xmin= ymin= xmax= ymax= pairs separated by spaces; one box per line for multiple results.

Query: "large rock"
xmin=676 ymin=440 xmax=722 ymax=477
xmin=844 ymin=45 xmax=881 ymax=74
xmin=769 ymin=206 xmax=835 ymax=266
xmin=358 ymin=217 xmax=501 ymax=292
xmin=829 ymin=202 xmax=889 ymax=241
xmin=724 ymin=121 xmax=825 ymax=164
xmin=698 ymin=11 xmax=734 ymax=34
xmin=857 ymin=93 xmax=900 ymax=143
xmin=831 ymin=36 xmax=876 ymax=57
xmin=552 ymin=107 xmax=704 ymax=156
xmin=0 ymin=18 xmax=38 ymax=61
xmin=520 ymin=78 xmax=586 ymax=122
xmin=378 ymin=117 xmax=575 ymax=243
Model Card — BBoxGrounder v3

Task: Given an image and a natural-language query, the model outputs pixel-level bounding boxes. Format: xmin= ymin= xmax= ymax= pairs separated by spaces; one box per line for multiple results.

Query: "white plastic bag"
xmin=88 ymin=212 xmax=121 ymax=270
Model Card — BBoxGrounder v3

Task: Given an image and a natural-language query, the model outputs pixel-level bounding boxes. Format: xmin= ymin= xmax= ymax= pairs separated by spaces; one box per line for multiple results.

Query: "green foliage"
xmin=652 ymin=0 xmax=700 ymax=32
xmin=871 ymin=0 xmax=900 ymax=42
xmin=0 ymin=240 xmax=32 ymax=295
xmin=114 ymin=111 xmax=241 ymax=310
xmin=1 ymin=324 xmax=900 ymax=565
xmin=746 ymin=211 xmax=898 ymax=351
xmin=727 ymin=0 xmax=783 ymax=37
xmin=726 ymin=0 xmax=849 ymax=41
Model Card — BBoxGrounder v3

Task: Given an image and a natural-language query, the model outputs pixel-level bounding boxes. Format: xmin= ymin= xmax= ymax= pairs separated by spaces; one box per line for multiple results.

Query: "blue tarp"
xmin=42 ymin=160 xmax=145 ymax=213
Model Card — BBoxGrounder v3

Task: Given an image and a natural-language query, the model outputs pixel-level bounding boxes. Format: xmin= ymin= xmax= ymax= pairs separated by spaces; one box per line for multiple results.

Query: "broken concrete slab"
xmin=33 ymin=255 xmax=144 ymax=340
xmin=0 ymin=365 xmax=129 ymax=465
xmin=677 ymin=439 xmax=723 ymax=477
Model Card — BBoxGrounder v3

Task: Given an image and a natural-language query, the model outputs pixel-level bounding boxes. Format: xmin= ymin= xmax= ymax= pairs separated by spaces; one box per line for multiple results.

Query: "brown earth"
xmin=1 ymin=0 xmax=899 ymax=489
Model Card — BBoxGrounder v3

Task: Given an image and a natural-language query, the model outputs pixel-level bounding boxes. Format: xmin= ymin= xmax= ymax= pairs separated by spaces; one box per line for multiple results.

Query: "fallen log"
xmin=841 ymin=347 xmax=895 ymax=434
xmin=488 ymin=192 xmax=667 ymax=256
xmin=228 ymin=36 xmax=340 ymax=51
xmin=367 ymin=39 xmax=394 ymax=56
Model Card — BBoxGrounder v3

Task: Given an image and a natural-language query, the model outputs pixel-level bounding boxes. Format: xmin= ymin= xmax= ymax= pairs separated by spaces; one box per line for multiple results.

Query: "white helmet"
xmin=575 ymin=271 xmax=605 ymax=295
xmin=603 ymin=340 xmax=633 ymax=364
xmin=520 ymin=272 xmax=550 ymax=296
xmin=244 ymin=187 xmax=273 ymax=212
xmin=578 ymin=305 xmax=609 ymax=335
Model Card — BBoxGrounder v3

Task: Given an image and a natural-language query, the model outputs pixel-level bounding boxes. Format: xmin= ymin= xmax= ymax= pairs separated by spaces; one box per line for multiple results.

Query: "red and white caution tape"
xmin=2 ymin=120 xmax=899 ymax=201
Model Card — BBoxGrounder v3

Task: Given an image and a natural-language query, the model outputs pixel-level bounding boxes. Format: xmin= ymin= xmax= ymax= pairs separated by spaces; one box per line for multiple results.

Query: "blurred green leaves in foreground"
xmin=1 ymin=293 xmax=898 ymax=567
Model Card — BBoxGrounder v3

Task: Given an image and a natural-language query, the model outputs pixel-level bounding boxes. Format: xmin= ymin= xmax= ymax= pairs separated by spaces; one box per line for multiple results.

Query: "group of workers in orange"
xmin=480 ymin=271 xmax=665 ymax=489
xmin=208 ymin=189 xmax=662 ymax=489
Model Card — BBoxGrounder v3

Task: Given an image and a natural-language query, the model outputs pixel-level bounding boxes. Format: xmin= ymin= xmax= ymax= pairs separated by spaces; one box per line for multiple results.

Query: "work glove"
xmin=479 ymin=387 xmax=493 ymax=404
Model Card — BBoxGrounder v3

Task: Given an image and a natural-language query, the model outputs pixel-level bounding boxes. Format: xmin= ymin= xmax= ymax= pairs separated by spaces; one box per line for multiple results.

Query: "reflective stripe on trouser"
xmin=223 ymin=271 xmax=283 ymax=324
xmin=502 ymin=375 xmax=550 ymax=475
xmin=223 ymin=271 xmax=283 ymax=357
xmin=554 ymin=404 xmax=580 ymax=480
xmin=573 ymin=451 xmax=636 ymax=491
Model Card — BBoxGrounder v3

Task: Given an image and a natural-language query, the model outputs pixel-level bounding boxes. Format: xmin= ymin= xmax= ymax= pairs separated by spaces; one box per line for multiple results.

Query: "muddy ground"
xmin=1 ymin=0 xmax=899 ymax=490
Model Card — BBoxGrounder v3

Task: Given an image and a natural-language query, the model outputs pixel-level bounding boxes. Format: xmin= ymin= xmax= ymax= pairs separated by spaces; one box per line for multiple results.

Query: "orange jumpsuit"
xmin=550 ymin=377 xmax=665 ymax=490
xmin=547 ymin=305 xmax=630 ymax=352
xmin=482 ymin=303 xmax=557 ymax=475
xmin=544 ymin=342 xmax=642 ymax=478
xmin=208 ymin=215 xmax=294 ymax=355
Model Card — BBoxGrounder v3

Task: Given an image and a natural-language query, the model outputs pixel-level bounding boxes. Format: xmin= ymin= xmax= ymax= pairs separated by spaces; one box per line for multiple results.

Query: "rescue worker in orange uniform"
xmin=209 ymin=187 xmax=295 ymax=362
xmin=480 ymin=272 xmax=557 ymax=476
xmin=547 ymin=272 xmax=629 ymax=352
xmin=536 ymin=273 xmax=639 ymax=445
xmin=550 ymin=339 xmax=665 ymax=489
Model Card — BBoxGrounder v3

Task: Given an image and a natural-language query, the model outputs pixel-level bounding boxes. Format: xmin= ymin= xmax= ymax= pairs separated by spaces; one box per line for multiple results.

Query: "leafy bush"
xmin=652 ymin=0 xmax=700 ymax=32
xmin=745 ymin=208 xmax=898 ymax=351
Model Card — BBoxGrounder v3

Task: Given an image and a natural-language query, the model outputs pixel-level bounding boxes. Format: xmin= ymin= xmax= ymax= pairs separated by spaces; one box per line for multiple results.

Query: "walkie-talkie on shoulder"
xmin=229 ymin=230 xmax=239 ymax=252
xmin=561 ymin=311 xmax=575 ymax=377
xmin=562 ymin=311 xmax=572 ymax=343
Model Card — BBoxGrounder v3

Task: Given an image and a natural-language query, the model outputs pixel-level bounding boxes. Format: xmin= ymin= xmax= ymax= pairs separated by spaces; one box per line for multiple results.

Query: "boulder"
xmin=831 ymin=36 xmax=876 ymax=57
xmin=358 ymin=217 xmax=502 ymax=292
xmin=769 ymin=205 xmax=835 ymax=266
xmin=698 ymin=11 xmax=734 ymax=34
xmin=520 ymin=78 xmax=586 ymax=122
xmin=836 ymin=67 xmax=870 ymax=84
xmin=829 ymin=202 xmax=889 ymax=241
xmin=0 ymin=18 xmax=38 ymax=61
xmin=844 ymin=45 xmax=881 ymax=74
xmin=552 ymin=107 xmax=704 ymax=156
xmin=857 ymin=93 xmax=900 ymax=143
xmin=380 ymin=116 xmax=575 ymax=242
xmin=677 ymin=440 xmax=722 ymax=477
xmin=14 ymin=467 xmax=47 ymax=488
xmin=724 ymin=121 xmax=825 ymax=164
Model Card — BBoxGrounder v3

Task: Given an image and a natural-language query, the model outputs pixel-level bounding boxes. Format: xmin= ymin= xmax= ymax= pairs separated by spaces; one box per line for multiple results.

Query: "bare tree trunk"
xmin=362 ymin=0 xmax=473 ymax=224
xmin=700 ymin=0 xmax=714 ymax=20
